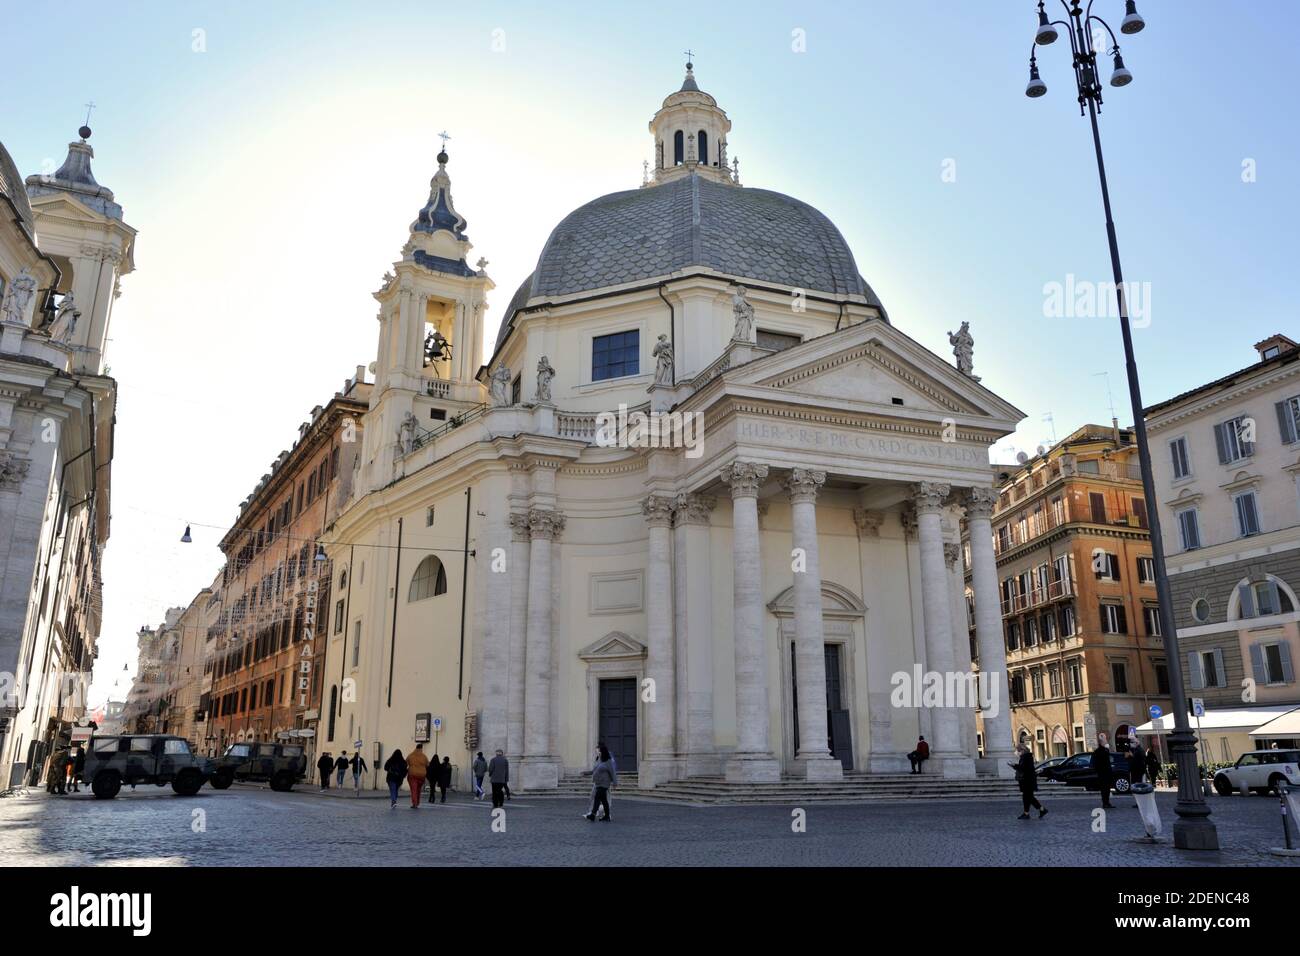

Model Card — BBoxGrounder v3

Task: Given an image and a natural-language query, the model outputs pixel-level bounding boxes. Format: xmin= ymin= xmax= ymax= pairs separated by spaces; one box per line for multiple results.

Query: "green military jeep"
xmin=209 ymin=741 xmax=306 ymax=792
xmin=83 ymin=734 xmax=209 ymax=799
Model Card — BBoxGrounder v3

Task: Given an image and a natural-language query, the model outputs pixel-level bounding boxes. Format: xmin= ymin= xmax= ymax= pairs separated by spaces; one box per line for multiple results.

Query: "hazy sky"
xmin=1 ymin=1 xmax=1295 ymax=707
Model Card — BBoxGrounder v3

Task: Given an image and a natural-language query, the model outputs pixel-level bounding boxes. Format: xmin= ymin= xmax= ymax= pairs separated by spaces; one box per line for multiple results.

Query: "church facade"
xmin=321 ymin=66 xmax=1024 ymax=789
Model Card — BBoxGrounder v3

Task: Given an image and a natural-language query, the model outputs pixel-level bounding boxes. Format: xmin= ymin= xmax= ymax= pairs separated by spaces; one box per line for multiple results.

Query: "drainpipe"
xmin=386 ymin=517 xmax=403 ymax=707
xmin=657 ymin=282 xmax=676 ymax=384
xmin=457 ymin=486 xmax=472 ymax=699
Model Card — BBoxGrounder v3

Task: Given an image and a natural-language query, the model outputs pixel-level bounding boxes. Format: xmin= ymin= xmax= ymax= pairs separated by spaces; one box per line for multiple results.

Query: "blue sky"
xmin=1 ymin=1 xmax=1295 ymax=704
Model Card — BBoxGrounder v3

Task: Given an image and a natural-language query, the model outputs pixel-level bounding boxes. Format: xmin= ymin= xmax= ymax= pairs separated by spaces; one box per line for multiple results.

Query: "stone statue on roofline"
xmin=1 ymin=268 xmax=37 ymax=326
xmin=731 ymin=285 xmax=754 ymax=343
xmin=48 ymin=293 xmax=80 ymax=343
xmin=490 ymin=365 xmax=511 ymax=406
xmin=652 ymin=333 xmax=674 ymax=386
xmin=948 ymin=321 xmax=979 ymax=382
xmin=536 ymin=355 xmax=555 ymax=402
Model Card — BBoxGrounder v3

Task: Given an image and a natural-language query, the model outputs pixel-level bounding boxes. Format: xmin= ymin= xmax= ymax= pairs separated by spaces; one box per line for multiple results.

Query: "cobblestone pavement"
xmin=1 ymin=783 xmax=1296 ymax=866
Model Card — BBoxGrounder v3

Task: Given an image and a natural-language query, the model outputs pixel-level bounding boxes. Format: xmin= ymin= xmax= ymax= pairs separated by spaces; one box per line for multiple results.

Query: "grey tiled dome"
xmin=494 ymin=171 xmax=883 ymax=351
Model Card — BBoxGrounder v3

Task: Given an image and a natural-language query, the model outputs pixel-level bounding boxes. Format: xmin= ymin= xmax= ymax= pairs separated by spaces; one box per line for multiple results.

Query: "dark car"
xmin=209 ymin=741 xmax=306 ymax=792
xmin=82 ymin=734 xmax=208 ymax=799
xmin=1035 ymin=756 xmax=1069 ymax=778
xmin=1040 ymin=750 xmax=1134 ymax=792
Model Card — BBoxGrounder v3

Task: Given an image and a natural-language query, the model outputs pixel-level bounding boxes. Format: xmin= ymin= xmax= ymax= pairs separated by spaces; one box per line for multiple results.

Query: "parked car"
xmin=209 ymin=741 xmax=307 ymax=792
xmin=82 ymin=734 xmax=208 ymax=799
xmin=1212 ymin=750 xmax=1300 ymax=796
xmin=1040 ymin=751 xmax=1134 ymax=792
xmin=1035 ymin=756 xmax=1069 ymax=778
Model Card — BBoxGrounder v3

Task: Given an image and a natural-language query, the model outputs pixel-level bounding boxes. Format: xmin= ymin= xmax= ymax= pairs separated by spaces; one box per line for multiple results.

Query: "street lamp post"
xmin=1024 ymin=0 xmax=1218 ymax=850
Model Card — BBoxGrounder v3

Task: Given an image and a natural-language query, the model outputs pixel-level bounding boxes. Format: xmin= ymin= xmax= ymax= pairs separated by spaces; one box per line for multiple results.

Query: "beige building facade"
xmin=322 ymin=67 xmax=1027 ymax=791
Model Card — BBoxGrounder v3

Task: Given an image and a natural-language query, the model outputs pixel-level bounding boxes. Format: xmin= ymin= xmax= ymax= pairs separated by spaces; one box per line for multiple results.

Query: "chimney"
xmin=1111 ymin=417 xmax=1121 ymax=446
xmin=1254 ymin=334 xmax=1298 ymax=362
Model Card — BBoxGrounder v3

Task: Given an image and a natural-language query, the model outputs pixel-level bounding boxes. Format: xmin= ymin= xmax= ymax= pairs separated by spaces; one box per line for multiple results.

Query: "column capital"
xmin=642 ymin=494 xmax=676 ymax=528
xmin=674 ymin=492 xmax=716 ymax=526
xmin=853 ymin=508 xmax=884 ymax=538
xmin=720 ymin=461 xmax=768 ymax=498
xmin=782 ymin=467 xmax=826 ymax=503
xmin=961 ymin=485 xmax=998 ymax=520
xmin=527 ymin=509 xmax=566 ymax=540
xmin=508 ymin=512 xmax=531 ymax=542
xmin=910 ymin=481 xmax=951 ymax=516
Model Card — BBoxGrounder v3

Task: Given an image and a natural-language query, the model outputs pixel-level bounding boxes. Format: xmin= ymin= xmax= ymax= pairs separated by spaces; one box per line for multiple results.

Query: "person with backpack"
xmin=472 ymin=751 xmax=487 ymax=800
xmin=349 ymin=751 xmax=368 ymax=792
xmin=383 ymin=749 xmax=407 ymax=809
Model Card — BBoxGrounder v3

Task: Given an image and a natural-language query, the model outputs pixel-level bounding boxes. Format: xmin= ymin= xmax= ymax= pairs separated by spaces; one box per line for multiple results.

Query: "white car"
xmin=1213 ymin=749 xmax=1300 ymax=796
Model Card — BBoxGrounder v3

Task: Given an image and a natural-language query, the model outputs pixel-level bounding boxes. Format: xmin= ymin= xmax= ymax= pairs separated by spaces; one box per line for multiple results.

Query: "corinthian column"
xmin=721 ymin=461 xmax=781 ymax=783
xmin=784 ymin=468 xmax=842 ymax=780
xmin=963 ymin=486 xmax=1016 ymax=776
xmin=505 ymin=512 xmax=530 ymax=760
xmin=911 ymin=482 xmax=975 ymax=778
xmin=640 ymin=494 xmax=679 ymax=786
xmin=520 ymin=508 xmax=564 ymax=789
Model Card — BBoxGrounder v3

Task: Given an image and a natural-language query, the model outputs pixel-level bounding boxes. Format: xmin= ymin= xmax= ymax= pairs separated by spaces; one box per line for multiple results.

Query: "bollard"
xmin=1130 ymin=782 xmax=1162 ymax=842
xmin=1269 ymin=784 xmax=1300 ymax=857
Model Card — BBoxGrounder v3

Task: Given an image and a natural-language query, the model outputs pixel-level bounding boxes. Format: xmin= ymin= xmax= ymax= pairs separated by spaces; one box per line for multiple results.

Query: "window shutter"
xmin=1213 ymin=423 xmax=1229 ymax=464
xmin=1249 ymin=643 xmax=1267 ymax=683
xmin=1099 ymin=602 xmax=1108 ymax=632
xmin=1277 ymin=401 xmax=1299 ymax=444
xmin=1169 ymin=439 xmax=1181 ymax=475
xmin=1109 ymin=553 xmax=1121 ymax=581
xmin=1238 ymin=582 xmax=1256 ymax=619
xmin=1212 ymin=648 xmax=1226 ymax=687
xmin=1187 ymin=650 xmax=1204 ymax=689
xmin=1280 ymin=643 xmax=1295 ymax=683
xmin=1115 ymin=605 xmax=1127 ymax=634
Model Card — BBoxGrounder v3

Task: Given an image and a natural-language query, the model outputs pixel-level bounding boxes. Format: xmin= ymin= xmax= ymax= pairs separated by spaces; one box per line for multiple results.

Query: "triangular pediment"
xmin=28 ymin=191 xmax=111 ymax=225
xmin=578 ymin=631 xmax=646 ymax=661
xmin=719 ymin=318 xmax=1024 ymax=426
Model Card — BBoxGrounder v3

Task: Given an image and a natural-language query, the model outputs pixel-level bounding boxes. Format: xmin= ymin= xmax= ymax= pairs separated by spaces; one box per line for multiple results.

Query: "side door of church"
xmin=598 ymin=678 xmax=638 ymax=773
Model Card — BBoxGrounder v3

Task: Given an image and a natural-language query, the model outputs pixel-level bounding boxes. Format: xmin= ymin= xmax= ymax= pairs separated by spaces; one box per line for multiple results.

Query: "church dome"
xmin=495 ymin=170 xmax=884 ymax=350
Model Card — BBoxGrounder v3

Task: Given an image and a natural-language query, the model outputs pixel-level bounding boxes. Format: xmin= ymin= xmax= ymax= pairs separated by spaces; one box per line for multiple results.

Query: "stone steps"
xmin=527 ymin=770 xmax=1026 ymax=805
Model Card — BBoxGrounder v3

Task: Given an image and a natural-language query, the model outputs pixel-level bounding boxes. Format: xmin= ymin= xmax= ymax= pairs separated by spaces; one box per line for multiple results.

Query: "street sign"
xmin=432 ymin=716 xmax=443 ymax=732
xmin=1191 ymin=698 xmax=1205 ymax=718
xmin=353 ymin=739 xmax=363 ymax=749
xmin=1149 ymin=705 xmax=1163 ymax=719
xmin=1083 ymin=712 xmax=1097 ymax=749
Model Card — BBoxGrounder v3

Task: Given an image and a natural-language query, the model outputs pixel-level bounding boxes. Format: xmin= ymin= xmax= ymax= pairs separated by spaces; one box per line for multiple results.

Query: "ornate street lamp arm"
xmin=1088 ymin=15 xmax=1120 ymax=53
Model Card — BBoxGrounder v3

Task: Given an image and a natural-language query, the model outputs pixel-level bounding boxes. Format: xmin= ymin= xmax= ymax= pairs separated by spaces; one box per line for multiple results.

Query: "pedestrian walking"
xmin=908 ymin=735 xmax=930 ymax=774
xmin=383 ymin=749 xmax=407 ymax=808
xmin=584 ymin=743 xmax=618 ymax=822
xmin=472 ymin=751 xmax=487 ymax=800
xmin=1144 ymin=746 xmax=1161 ymax=786
xmin=317 ymin=751 xmax=333 ymax=791
xmin=487 ymin=749 xmax=509 ymax=808
xmin=1127 ymin=740 xmax=1146 ymax=786
xmin=435 ymin=756 xmax=452 ymax=803
xmin=45 ymin=750 xmax=68 ymax=795
xmin=406 ymin=743 xmax=430 ymax=808
xmin=350 ymin=751 xmax=368 ymax=793
xmin=1091 ymin=733 xmax=1114 ymax=809
xmin=1011 ymin=744 xmax=1047 ymax=819
xmin=334 ymin=751 xmax=349 ymax=788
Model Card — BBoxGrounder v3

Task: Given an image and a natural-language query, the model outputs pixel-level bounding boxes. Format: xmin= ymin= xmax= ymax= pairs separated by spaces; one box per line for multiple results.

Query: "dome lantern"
xmin=648 ymin=61 xmax=734 ymax=186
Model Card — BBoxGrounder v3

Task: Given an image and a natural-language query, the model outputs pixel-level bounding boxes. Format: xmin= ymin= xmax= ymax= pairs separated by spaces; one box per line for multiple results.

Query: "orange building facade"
xmin=204 ymin=374 xmax=370 ymax=759
xmin=966 ymin=424 xmax=1173 ymax=762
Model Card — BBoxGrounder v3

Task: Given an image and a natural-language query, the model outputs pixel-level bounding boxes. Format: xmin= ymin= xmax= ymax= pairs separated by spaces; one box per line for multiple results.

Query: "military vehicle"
xmin=209 ymin=741 xmax=307 ymax=792
xmin=82 ymin=734 xmax=208 ymax=799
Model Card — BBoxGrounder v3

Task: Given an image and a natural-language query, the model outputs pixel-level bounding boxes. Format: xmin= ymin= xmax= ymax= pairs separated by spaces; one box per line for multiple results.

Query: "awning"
xmin=1134 ymin=704 xmax=1297 ymax=735
xmin=1249 ymin=707 xmax=1300 ymax=739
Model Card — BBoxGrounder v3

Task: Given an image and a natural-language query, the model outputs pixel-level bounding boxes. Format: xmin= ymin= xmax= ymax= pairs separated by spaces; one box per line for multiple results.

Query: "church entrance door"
xmin=791 ymin=643 xmax=854 ymax=771
xmin=598 ymin=678 xmax=638 ymax=772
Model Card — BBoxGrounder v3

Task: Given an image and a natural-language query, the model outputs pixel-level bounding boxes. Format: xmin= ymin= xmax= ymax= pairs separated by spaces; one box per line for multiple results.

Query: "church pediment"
xmin=721 ymin=318 xmax=1023 ymax=426
xmin=578 ymin=631 xmax=647 ymax=662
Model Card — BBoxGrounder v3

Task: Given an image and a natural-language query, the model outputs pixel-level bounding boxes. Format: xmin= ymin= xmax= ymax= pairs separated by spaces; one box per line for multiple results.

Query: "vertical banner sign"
xmin=299 ymin=580 xmax=317 ymax=706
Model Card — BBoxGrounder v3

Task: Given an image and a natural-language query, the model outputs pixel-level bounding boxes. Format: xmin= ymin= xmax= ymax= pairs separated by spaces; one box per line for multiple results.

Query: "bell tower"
xmin=363 ymin=141 xmax=493 ymax=487
xmin=649 ymin=60 xmax=735 ymax=186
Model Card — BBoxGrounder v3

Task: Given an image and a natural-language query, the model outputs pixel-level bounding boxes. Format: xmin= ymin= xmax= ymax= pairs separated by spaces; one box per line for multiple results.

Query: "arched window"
xmin=697 ymin=130 xmax=708 ymax=165
xmin=1229 ymin=573 xmax=1298 ymax=620
xmin=409 ymin=555 xmax=448 ymax=601
xmin=327 ymin=685 xmax=338 ymax=741
xmin=673 ymin=130 xmax=684 ymax=165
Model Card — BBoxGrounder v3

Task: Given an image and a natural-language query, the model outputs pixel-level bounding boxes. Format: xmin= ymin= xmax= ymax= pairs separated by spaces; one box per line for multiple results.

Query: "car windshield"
xmin=225 ymin=744 xmax=252 ymax=758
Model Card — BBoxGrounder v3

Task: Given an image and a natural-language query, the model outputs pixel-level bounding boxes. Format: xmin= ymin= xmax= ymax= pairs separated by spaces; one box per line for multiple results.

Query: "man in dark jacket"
xmin=1091 ymin=734 xmax=1114 ymax=809
xmin=1145 ymin=746 xmax=1162 ymax=786
xmin=1012 ymin=744 xmax=1047 ymax=819
xmin=334 ymin=751 xmax=349 ymax=788
xmin=487 ymin=750 xmax=509 ymax=808
xmin=349 ymin=752 xmax=368 ymax=793
xmin=1128 ymin=740 xmax=1146 ymax=786
xmin=316 ymin=752 xmax=333 ymax=791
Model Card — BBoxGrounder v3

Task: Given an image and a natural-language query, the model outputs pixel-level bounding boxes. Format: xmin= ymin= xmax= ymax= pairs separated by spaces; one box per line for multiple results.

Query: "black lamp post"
xmin=1024 ymin=0 xmax=1218 ymax=851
